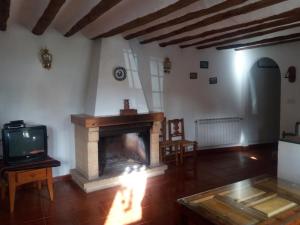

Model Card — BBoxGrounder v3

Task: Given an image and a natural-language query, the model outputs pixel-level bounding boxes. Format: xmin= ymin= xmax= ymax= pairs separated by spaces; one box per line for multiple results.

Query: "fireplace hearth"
xmin=70 ymin=113 xmax=167 ymax=192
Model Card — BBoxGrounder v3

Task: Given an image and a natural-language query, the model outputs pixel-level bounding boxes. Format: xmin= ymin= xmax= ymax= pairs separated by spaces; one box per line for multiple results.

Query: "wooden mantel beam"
xmin=0 ymin=0 xmax=10 ymax=31
xmin=65 ymin=0 xmax=123 ymax=37
xmin=71 ymin=113 xmax=164 ymax=128
xmin=124 ymin=0 xmax=247 ymax=40
xmin=217 ymin=33 xmax=300 ymax=50
xmin=159 ymin=7 xmax=300 ymax=47
xmin=140 ymin=0 xmax=287 ymax=44
xmin=196 ymin=22 xmax=300 ymax=50
xmin=32 ymin=0 xmax=66 ymax=35
xmin=91 ymin=0 xmax=199 ymax=40
xmin=181 ymin=16 xmax=300 ymax=48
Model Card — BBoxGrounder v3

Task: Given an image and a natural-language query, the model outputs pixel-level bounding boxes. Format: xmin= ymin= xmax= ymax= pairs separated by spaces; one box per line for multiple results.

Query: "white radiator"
xmin=195 ymin=117 xmax=243 ymax=149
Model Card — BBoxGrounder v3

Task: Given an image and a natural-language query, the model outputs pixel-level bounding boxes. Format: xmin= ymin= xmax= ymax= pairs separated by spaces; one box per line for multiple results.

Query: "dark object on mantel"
xmin=71 ymin=112 xmax=164 ymax=128
xmin=0 ymin=156 xmax=60 ymax=179
xmin=120 ymin=99 xmax=137 ymax=116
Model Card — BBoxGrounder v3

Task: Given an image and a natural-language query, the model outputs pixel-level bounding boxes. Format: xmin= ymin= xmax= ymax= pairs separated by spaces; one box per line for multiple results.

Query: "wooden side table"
xmin=4 ymin=167 xmax=54 ymax=212
xmin=0 ymin=157 xmax=60 ymax=213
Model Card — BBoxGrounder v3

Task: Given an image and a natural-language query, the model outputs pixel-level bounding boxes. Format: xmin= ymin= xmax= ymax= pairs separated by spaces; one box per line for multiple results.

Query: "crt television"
xmin=2 ymin=124 xmax=48 ymax=165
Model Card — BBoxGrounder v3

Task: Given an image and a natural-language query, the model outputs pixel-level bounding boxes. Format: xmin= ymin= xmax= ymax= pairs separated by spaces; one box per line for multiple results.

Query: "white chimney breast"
xmin=86 ymin=36 xmax=149 ymax=116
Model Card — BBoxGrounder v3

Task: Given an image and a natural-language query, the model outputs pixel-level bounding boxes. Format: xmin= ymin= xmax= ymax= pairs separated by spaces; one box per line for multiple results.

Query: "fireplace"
xmin=98 ymin=123 xmax=151 ymax=176
xmin=70 ymin=113 xmax=168 ymax=192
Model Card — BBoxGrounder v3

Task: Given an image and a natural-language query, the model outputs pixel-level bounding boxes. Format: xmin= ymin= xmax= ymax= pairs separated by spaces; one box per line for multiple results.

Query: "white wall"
xmin=278 ymin=141 xmax=300 ymax=184
xmin=93 ymin=36 xmax=149 ymax=116
xmin=0 ymin=25 xmax=92 ymax=176
xmin=128 ymin=39 xmax=300 ymax=144
xmin=129 ymin=41 xmax=242 ymax=141
xmin=229 ymin=45 xmax=300 ymax=136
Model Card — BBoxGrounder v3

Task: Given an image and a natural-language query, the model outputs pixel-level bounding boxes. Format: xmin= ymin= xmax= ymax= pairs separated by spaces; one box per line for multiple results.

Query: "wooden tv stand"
xmin=0 ymin=157 xmax=60 ymax=212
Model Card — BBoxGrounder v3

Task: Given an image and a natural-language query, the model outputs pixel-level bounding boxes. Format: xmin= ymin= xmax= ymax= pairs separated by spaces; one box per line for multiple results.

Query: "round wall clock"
xmin=113 ymin=67 xmax=127 ymax=81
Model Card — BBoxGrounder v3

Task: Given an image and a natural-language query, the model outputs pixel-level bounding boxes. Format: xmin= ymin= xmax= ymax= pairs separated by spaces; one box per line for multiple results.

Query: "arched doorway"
xmin=245 ymin=57 xmax=281 ymax=145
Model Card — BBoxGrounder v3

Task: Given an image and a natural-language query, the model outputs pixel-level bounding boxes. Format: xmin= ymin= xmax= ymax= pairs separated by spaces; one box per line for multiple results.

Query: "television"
xmin=2 ymin=123 xmax=48 ymax=165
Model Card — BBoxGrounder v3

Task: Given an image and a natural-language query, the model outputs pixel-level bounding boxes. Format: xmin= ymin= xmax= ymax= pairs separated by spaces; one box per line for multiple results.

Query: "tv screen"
xmin=2 ymin=125 xmax=48 ymax=164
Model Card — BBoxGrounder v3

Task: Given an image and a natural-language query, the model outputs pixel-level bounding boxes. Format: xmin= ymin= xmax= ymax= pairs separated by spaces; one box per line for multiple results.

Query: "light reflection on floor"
xmin=104 ymin=166 xmax=147 ymax=225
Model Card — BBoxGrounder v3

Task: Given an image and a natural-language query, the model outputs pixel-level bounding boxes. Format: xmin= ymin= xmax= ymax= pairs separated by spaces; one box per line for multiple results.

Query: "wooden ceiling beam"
xmin=32 ymin=0 xmax=66 ymax=35
xmin=91 ymin=0 xmax=199 ymax=40
xmin=196 ymin=22 xmax=300 ymax=50
xmin=0 ymin=0 xmax=10 ymax=31
xmin=124 ymin=0 xmax=247 ymax=40
xmin=65 ymin=0 xmax=123 ymax=37
xmin=160 ymin=7 xmax=300 ymax=47
xmin=140 ymin=0 xmax=287 ymax=44
xmin=181 ymin=16 xmax=300 ymax=48
xmin=217 ymin=33 xmax=300 ymax=50
xmin=234 ymin=38 xmax=300 ymax=51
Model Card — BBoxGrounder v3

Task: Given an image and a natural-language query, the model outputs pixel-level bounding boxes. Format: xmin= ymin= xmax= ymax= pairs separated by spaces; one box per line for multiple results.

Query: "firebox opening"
xmin=99 ymin=123 xmax=151 ymax=176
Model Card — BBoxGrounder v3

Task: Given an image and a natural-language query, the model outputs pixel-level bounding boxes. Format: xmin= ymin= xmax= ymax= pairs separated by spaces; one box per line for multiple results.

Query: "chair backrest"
xmin=159 ymin=117 xmax=167 ymax=142
xmin=168 ymin=118 xmax=185 ymax=141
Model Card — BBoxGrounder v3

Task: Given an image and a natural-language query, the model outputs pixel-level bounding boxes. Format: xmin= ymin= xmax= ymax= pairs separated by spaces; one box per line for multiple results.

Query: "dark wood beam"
xmin=160 ymin=7 xmax=300 ymax=47
xmin=124 ymin=0 xmax=247 ymax=40
xmin=32 ymin=0 xmax=65 ymax=35
xmin=235 ymin=38 xmax=300 ymax=51
xmin=140 ymin=0 xmax=287 ymax=44
xmin=181 ymin=16 xmax=300 ymax=48
xmin=0 ymin=0 xmax=10 ymax=31
xmin=65 ymin=0 xmax=123 ymax=37
xmin=91 ymin=0 xmax=199 ymax=40
xmin=196 ymin=22 xmax=300 ymax=50
xmin=216 ymin=33 xmax=300 ymax=51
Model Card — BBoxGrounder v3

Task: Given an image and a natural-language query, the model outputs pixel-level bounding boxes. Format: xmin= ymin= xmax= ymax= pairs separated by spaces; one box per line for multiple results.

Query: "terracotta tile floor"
xmin=0 ymin=148 xmax=277 ymax=225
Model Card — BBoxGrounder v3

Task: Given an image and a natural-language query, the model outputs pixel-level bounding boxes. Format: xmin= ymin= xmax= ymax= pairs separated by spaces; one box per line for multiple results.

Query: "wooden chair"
xmin=168 ymin=118 xmax=197 ymax=164
xmin=159 ymin=118 xmax=181 ymax=165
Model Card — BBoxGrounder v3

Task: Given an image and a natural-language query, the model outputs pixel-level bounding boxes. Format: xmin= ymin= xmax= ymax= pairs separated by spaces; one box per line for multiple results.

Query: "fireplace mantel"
xmin=71 ymin=112 xmax=164 ymax=128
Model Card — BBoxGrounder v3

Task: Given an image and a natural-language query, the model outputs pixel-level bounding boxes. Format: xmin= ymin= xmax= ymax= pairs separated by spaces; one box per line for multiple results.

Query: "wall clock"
xmin=113 ymin=67 xmax=127 ymax=81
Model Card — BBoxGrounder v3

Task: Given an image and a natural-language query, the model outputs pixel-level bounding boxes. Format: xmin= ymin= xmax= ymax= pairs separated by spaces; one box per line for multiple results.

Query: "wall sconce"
xmin=284 ymin=66 xmax=296 ymax=83
xmin=40 ymin=48 xmax=52 ymax=70
xmin=163 ymin=57 xmax=171 ymax=74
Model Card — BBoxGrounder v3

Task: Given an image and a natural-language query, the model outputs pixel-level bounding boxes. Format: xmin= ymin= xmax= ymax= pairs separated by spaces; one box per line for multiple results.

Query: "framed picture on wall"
xmin=189 ymin=72 xmax=198 ymax=79
xmin=209 ymin=77 xmax=218 ymax=84
xmin=200 ymin=61 xmax=209 ymax=69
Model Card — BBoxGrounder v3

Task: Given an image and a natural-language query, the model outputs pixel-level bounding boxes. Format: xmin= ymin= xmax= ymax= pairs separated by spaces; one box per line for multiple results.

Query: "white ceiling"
xmin=7 ymin=0 xmax=300 ymax=49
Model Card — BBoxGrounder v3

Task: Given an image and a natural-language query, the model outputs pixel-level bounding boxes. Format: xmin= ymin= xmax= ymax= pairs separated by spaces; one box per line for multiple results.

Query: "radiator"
xmin=195 ymin=117 xmax=243 ymax=149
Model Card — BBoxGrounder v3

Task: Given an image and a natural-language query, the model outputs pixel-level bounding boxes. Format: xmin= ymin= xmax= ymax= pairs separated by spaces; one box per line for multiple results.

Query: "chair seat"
xmin=171 ymin=139 xmax=196 ymax=147
xmin=159 ymin=140 xmax=174 ymax=148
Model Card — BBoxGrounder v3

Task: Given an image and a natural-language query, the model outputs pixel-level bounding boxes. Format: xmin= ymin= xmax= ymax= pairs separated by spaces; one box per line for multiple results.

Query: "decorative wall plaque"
xmin=113 ymin=67 xmax=127 ymax=81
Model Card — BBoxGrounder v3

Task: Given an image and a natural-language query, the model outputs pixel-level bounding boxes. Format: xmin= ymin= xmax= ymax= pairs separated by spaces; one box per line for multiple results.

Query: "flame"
xmin=104 ymin=167 xmax=147 ymax=225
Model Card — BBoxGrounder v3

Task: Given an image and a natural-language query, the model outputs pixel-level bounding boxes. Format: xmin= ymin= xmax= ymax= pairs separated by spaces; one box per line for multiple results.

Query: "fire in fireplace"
xmin=98 ymin=123 xmax=151 ymax=176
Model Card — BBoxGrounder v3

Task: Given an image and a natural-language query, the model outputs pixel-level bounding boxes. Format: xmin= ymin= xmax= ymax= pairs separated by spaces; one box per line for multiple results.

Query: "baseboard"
xmin=53 ymin=174 xmax=71 ymax=183
xmin=197 ymin=142 xmax=278 ymax=155
xmin=247 ymin=142 xmax=278 ymax=149
xmin=197 ymin=146 xmax=243 ymax=155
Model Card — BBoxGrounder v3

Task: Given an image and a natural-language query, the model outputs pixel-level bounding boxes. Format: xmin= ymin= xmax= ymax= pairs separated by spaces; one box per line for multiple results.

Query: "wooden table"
xmin=0 ymin=157 xmax=60 ymax=213
xmin=178 ymin=175 xmax=300 ymax=225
